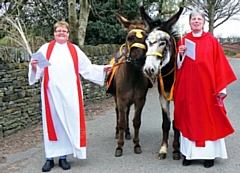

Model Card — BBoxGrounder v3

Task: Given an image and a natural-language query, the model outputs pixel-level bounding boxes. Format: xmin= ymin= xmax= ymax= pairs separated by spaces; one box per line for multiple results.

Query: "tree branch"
xmin=38 ymin=0 xmax=59 ymax=22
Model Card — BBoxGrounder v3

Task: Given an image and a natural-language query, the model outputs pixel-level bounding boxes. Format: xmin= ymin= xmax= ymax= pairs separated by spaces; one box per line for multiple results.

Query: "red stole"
xmin=43 ymin=40 xmax=86 ymax=147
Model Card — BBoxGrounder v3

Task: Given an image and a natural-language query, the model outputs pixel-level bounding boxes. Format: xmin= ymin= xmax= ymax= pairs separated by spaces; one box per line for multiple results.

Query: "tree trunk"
xmin=78 ymin=0 xmax=90 ymax=46
xmin=208 ymin=3 xmax=215 ymax=35
xmin=68 ymin=0 xmax=80 ymax=45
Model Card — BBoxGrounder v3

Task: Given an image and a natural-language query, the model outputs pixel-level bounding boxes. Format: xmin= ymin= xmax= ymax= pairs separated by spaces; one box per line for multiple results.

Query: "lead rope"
xmin=159 ymin=36 xmax=177 ymax=101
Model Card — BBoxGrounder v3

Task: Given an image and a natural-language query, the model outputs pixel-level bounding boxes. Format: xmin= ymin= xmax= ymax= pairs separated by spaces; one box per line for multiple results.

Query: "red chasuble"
xmin=173 ymin=32 xmax=237 ymax=146
xmin=44 ymin=40 xmax=86 ymax=147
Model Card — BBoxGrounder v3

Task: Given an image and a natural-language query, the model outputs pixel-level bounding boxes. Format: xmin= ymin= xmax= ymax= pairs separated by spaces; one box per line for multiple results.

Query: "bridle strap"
xmin=146 ymin=52 xmax=162 ymax=57
xmin=125 ymin=29 xmax=147 ymax=60
xmin=113 ymin=58 xmax=125 ymax=67
xmin=146 ymin=30 xmax=169 ymax=58
xmin=158 ymin=35 xmax=177 ymax=101
xmin=128 ymin=29 xmax=145 ymax=38
xmin=131 ymin=43 xmax=146 ymax=50
xmin=119 ymin=43 xmax=125 ymax=55
xmin=161 ymin=66 xmax=175 ymax=78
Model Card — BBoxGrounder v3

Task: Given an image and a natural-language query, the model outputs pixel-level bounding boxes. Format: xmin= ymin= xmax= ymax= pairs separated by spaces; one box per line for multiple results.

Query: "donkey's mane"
xmin=150 ymin=18 xmax=180 ymax=43
xmin=169 ymin=31 xmax=180 ymax=43
xmin=128 ymin=20 xmax=147 ymax=31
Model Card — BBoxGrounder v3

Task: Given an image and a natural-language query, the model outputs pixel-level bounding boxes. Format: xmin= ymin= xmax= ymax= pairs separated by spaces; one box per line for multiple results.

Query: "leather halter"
xmin=159 ymin=35 xmax=177 ymax=101
xmin=113 ymin=29 xmax=147 ymax=67
xmin=146 ymin=31 xmax=177 ymax=101
xmin=125 ymin=29 xmax=147 ymax=61
xmin=146 ymin=52 xmax=162 ymax=57
xmin=145 ymin=30 xmax=169 ymax=59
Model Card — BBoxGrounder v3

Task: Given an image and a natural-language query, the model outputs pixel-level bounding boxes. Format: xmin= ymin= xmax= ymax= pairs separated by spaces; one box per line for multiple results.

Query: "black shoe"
xmin=42 ymin=160 xmax=54 ymax=172
xmin=182 ymin=157 xmax=192 ymax=166
xmin=204 ymin=159 xmax=214 ymax=168
xmin=59 ymin=159 xmax=71 ymax=170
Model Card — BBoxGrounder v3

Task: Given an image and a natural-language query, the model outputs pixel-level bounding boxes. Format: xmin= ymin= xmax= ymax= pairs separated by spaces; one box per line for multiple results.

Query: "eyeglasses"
xmin=55 ymin=30 xmax=69 ymax=33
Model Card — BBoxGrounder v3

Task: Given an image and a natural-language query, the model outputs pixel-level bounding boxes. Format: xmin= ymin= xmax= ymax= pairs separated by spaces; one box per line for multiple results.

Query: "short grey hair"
xmin=189 ymin=9 xmax=206 ymax=24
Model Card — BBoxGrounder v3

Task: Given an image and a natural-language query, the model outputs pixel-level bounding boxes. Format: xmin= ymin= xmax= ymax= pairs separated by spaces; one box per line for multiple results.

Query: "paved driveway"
xmin=1 ymin=57 xmax=239 ymax=173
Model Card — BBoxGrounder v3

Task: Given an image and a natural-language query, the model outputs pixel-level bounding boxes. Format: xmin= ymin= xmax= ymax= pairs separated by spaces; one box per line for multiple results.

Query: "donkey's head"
xmin=140 ymin=6 xmax=183 ymax=77
xmin=116 ymin=12 xmax=148 ymax=69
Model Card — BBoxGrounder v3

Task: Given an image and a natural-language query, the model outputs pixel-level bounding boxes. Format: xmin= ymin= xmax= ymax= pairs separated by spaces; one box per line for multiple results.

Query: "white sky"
xmin=178 ymin=14 xmax=240 ymax=38
xmin=214 ymin=20 xmax=240 ymax=37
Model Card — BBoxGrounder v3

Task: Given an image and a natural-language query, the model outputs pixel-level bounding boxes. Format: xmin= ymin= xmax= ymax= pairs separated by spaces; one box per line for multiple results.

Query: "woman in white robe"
xmin=28 ymin=21 xmax=112 ymax=172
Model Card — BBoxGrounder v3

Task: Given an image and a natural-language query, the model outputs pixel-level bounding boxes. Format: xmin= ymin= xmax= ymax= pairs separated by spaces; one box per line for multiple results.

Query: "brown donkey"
xmin=107 ymin=12 xmax=152 ymax=157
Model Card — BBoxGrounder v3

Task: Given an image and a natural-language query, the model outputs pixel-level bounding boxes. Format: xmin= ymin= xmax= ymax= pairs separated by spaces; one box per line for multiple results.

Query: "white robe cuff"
xmin=83 ymin=65 xmax=106 ymax=86
xmin=28 ymin=64 xmax=43 ymax=85
xmin=177 ymin=53 xmax=185 ymax=69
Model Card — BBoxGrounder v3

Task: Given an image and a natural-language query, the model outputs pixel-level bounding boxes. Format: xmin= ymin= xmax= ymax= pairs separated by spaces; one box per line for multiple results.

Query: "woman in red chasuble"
xmin=174 ymin=10 xmax=237 ymax=168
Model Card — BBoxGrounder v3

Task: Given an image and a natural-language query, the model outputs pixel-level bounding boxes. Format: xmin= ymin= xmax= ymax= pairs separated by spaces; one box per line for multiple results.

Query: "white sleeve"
xmin=28 ymin=43 xmax=48 ymax=85
xmin=76 ymin=46 xmax=106 ymax=86
xmin=218 ymin=88 xmax=227 ymax=98
xmin=28 ymin=64 xmax=43 ymax=85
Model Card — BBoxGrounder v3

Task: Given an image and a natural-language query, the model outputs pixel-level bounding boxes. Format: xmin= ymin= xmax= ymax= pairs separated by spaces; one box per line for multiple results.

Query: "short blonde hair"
xmin=54 ymin=21 xmax=70 ymax=31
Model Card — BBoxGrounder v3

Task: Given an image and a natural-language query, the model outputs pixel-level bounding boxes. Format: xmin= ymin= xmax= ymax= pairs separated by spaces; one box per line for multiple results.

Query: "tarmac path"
xmin=0 ymin=57 xmax=240 ymax=173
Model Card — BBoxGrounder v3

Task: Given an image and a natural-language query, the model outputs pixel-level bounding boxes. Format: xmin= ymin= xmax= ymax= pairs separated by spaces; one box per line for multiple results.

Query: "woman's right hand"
xmin=178 ymin=45 xmax=187 ymax=56
xmin=30 ymin=59 xmax=38 ymax=73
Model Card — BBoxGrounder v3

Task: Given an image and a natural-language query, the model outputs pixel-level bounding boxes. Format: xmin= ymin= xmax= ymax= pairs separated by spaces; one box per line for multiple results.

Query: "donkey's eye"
xmin=159 ymin=42 xmax=166 ymax=47
xmin=127 ymin=36 xmax=135 ymax=43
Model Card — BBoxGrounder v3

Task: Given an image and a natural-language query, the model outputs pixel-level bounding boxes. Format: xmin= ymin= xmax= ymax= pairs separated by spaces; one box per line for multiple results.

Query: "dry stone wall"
xmin=0 ymin=44 xmax=119 ymax=138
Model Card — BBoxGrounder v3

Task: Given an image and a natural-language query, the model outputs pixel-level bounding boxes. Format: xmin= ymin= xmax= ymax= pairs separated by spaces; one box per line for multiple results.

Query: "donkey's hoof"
xmin=134 ymin=146 xmax=142 ymax=154
xmin=115 ymin=148 xmax=123 ymax=157
xmin=173 ymin=152 xmax=181 ymax=160
xmin=125 ymin=133 xmax=131 ymax=140
xmin=158 ymin=153 xmax=166 ymax=160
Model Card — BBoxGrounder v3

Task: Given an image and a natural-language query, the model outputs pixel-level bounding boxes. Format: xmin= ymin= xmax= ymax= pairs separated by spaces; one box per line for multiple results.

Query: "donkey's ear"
xmin=140 ymin=6 xmax=164 ymax=31
xmin=163 ymin=7 xmax=184 ymax=31
xmin=116 ymin=13 xmax=131 ymax=31
xmin=139 ymin=6 xmax=152 ymax=25
xmin=139 ymin=6 xmax=154 ymax=31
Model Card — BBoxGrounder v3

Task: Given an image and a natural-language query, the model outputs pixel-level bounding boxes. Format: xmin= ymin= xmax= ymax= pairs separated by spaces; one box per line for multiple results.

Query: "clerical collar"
xmin=55 ymin=41 xmax=67 ymax=46
xmin=192 ymin=30 xmax=203 ymax=37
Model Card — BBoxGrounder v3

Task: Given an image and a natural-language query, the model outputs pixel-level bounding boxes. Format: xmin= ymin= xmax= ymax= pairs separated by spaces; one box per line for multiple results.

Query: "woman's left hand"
xmin=103 ymin=65 xmax=113 ymax=72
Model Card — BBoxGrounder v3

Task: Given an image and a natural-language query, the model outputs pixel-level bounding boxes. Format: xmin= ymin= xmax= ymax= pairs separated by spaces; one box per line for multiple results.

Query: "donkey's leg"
xmin=172 ymin=120 xmax=181 ymax=160
xmin=115 ymin=100 xmax=129 ymax=157
xmin=158 ymin=96 xmax=170 ymax=160
xmin=115 ymin=104 xmax=119 ymax=139
xmin=114 ymin=97 xmax=130 ymax=140
xmin=132 ymin=98 xmax=146 ymax=154
xmin=125 ymin=107 xmax=131 ymax=140
xmin=115 ymin=107 xmax=131 ymax=140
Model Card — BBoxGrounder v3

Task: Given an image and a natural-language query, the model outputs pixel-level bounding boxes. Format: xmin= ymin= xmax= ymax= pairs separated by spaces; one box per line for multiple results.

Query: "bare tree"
xmin=68 ymin=0 xmax=90 ymax=46
xmin=184 ymin=0 xmax=240 ymax=35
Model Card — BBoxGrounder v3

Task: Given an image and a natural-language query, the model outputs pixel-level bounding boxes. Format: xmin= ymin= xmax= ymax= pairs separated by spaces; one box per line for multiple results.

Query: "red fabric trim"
xmin=196 ymin=141 xmax=205 ymax=147
xmin=67 ymin=42 xmax=86 ymax=147
xmin=44 ymin=40 xmax=57 ymax=141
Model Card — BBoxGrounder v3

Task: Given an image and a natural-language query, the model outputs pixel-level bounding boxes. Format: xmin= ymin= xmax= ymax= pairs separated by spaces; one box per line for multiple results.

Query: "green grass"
xmin=224 ymin=50 xmax=236 ymax=56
